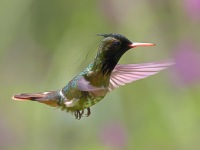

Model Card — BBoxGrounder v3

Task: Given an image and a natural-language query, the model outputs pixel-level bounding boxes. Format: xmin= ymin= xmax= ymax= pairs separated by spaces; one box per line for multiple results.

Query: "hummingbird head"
xmin=96 ymin=33 xmax=155 ymax=75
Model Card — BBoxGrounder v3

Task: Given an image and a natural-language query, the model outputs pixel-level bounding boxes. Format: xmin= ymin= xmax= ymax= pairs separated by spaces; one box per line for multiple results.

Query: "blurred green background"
xmin=1 ymin=0 xmax=200 ymax=150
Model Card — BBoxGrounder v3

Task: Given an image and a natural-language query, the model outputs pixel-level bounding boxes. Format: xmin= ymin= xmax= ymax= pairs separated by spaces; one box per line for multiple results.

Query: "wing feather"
xmin=109 ymin=60 xmax=174 ymax=91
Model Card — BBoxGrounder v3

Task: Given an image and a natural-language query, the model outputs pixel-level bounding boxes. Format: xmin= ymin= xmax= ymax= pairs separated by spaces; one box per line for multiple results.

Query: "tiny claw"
xmin=74 ymin=108 xmax=91 ymax=119
xmin=85 ymin=108 xmax=91 ymax=117
xmin=74 ymin=110 xmax=83 ymax=120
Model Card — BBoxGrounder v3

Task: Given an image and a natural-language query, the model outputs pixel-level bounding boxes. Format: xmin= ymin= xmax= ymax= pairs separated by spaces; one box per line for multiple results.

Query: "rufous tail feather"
xmin=12 ymin=92 xmax=58 ymax=107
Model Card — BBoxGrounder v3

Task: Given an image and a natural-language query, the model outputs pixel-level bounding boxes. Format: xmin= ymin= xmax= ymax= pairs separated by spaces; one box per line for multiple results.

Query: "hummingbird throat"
xmin=91 ymin=50 xmax=118 ymax=76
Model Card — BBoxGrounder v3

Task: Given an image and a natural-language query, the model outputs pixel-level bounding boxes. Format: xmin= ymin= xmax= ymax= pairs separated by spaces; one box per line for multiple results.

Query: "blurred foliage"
xmin=1 ymin=0 xmax=200 ymax=150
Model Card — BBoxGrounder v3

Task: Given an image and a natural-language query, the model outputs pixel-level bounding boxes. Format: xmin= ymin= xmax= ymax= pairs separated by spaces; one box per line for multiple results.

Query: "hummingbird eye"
xmin=110 ymin=41 xmax=122 ymax=50
xmin=113 ymin=41 xmax=121 ymax=46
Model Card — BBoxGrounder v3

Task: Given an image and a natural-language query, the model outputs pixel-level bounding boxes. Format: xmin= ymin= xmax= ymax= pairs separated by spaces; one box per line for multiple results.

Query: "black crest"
xmin=97 ymin=33 xmax=132 ymax=45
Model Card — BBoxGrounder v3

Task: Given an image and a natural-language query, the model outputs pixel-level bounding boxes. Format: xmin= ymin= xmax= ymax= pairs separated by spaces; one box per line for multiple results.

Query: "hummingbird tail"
xmin=12 ymin=91 xmax=59 ymax=107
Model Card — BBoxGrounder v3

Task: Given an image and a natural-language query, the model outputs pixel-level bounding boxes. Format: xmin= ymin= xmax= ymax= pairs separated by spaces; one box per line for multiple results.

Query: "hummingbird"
xmin=12 ymin=33 xmax=174 ymax=119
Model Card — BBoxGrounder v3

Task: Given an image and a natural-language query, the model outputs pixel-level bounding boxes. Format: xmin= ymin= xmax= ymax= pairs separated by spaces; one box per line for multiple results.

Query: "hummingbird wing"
xmin=108 ymin=60 xmax=174 ymax=91
xmin=77 ymin=76 xmax=105 ymax=91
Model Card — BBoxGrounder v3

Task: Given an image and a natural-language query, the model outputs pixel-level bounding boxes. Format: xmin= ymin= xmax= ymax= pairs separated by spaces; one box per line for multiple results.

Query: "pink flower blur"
xmin=183 ymin=0 xmax=200 ymax=20
xmin=174 ymin=40 xmax=200 ymax=85
xmin=99 ymin=122 xmax=127 ymax=150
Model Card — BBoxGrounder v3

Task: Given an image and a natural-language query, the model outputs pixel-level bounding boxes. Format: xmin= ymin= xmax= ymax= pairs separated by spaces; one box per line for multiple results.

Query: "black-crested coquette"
xmin=12 ymin=33 xmax=174 ymax=119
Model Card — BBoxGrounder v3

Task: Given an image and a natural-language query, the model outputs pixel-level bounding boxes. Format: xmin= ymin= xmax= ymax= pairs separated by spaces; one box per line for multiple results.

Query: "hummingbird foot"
xmin=85 ymin=108 xmax=91 ymax=117
xmin=74 ymin=110 xmax=83 ymax=120
xmin=74 ymin=108 xmax=91 ymax=119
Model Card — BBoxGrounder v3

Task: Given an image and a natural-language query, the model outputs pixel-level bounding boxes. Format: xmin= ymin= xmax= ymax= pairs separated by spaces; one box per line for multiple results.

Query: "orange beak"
xmin=129 ymin=42 xmax=155 ymax=48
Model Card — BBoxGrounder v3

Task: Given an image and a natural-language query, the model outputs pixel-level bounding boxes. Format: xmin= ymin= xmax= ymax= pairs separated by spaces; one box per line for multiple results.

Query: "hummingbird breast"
xmin=60 ymin=76 xmax=108 ymax=112
xmin=59 ymin=58 xmax=111 ymax=112
xmin=83 ymin=92 xmax=105 ymax=108
xmin=59 ymin=90 xmax=105 ymax=113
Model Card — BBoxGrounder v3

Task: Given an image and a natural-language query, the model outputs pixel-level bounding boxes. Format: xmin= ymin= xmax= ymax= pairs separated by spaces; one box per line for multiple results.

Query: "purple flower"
xmin=183 ymin=0 xmax=200 ymax=21
xmin=174 ymin=40 xmax=200 ymax=85
xmin=99 ymin=122 xmax=127 ymax=150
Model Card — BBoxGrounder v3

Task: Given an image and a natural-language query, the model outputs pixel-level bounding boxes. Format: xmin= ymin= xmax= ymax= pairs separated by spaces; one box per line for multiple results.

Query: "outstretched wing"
xmin=109 ymin=60 xmax=174 ymax=91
